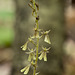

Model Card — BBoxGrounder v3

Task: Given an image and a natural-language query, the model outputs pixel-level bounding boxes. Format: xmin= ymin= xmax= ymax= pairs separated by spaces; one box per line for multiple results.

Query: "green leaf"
xmin=44 ymin=35 xmax=51 ymax=44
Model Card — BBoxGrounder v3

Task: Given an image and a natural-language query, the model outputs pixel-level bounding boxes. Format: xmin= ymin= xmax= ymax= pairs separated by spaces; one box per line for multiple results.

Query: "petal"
xmin=44 ymin=35 xmax=51 ymax=44
xmin=24 ymin=66 xmax=30 ymax=74
xmin=20 ymin=65 xmax=28 ymax=73
xmin=28 ymin=54 xmax=32 ymax=61
xmin=33 ymin=54 xmax=36 ymax=60
xmin=42 ymin=46 xmax=51 ymax=51
xmin=35 ymin=72 xmax=40 ymax=75
xmin=39 ymin=52 xmax=44 ymax=60
xmin=36 ymin=32 xmax=39 ymax=38
xmin=45 ymin=30 xmax=50 ymax=34
xmin=21 ymin=41 xmax=28 ymax=51
xmin=44 ymin=52 xmax=47 ymax=61
xmin=46 ymin=47 xmax=51 ymax=51
xmin=21 ymin=67 xmax=26 ymax=72
xmin=31 ymin=36 xmax=35 ymax=39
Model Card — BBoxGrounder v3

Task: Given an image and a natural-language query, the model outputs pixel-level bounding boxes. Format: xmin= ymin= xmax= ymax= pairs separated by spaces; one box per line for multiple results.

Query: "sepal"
xmin=44 ymin=35 xmax=51 ymax=44
xmin=21 ymin=41 xmax=28 ymax=51
xmin=21 ymin=65 xmax=30 ymax=74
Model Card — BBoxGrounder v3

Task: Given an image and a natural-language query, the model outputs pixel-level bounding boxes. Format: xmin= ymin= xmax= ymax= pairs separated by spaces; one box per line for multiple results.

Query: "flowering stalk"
xmin=21 ymin=0 xmax=51 ymax=75
xmin=33 ymin=0 xmax=39 ymax=75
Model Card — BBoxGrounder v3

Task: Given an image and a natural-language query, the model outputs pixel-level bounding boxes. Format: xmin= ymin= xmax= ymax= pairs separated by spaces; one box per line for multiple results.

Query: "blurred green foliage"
xmin=0 ymin=26 xmax=14 ymax=47
xmin=0 ymin=3 xmax=15 ymax=48
xmin=0 ymin=11 xmax=14 ymax=20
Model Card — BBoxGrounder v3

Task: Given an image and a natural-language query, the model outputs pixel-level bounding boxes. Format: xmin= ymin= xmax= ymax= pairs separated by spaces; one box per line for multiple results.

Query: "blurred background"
xmin=0 ymin=0 xmax=75 ymax=75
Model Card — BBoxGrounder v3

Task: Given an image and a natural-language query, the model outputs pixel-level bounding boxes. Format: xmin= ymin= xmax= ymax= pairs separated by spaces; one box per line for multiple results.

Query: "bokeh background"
xmin=0 ymin=0 xmax=75 ymax=75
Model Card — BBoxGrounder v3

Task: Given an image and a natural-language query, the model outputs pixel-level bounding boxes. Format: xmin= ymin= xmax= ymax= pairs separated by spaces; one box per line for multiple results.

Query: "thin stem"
xmin=33 ymin=0 xmax=39 ymax=75
xmin=33 ymin=67 xmax=36 ymax=75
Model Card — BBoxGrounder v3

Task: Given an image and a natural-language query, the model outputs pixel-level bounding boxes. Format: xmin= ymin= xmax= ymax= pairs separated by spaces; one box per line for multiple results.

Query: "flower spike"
xmin=21 ymin=0 xmax=51 ymax=75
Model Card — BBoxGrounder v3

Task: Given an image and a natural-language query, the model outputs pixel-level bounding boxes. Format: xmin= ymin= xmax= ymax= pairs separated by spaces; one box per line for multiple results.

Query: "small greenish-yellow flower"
xmin=39 ymin=51 xmax=47 ymax=61
xmin=21 ymin=65 xmax=30 ymax=74
xmin=26 ymin=49 xmax=36 ymax=61
xmin=33 ymin=28 xmax=40 ymax=38
xmin=21 ymin=41 xmax=28 ymax=51
xmin=39 ymin=47 xmax=50 ymax=61
xmin=41 ymin=30 xmax=51 ymax=44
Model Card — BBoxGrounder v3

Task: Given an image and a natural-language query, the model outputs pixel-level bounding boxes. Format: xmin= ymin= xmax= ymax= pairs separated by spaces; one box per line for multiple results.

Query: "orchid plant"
xmin=21 ymin=0 xmax=51 ymax=75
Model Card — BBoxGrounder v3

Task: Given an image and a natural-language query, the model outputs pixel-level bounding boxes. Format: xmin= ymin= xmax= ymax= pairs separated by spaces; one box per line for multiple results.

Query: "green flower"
xmin=41 ymin=30 xmax=51 ymax=44
xmin=39 ymin=51 xmax=47 ymax=61
xmin=21 ymin=65 xmax=30 ymax=74
xmin=26 ymin=49 xmax=36 ymax=61
xmin=39 ymin=47 xmax=50 ymax=61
